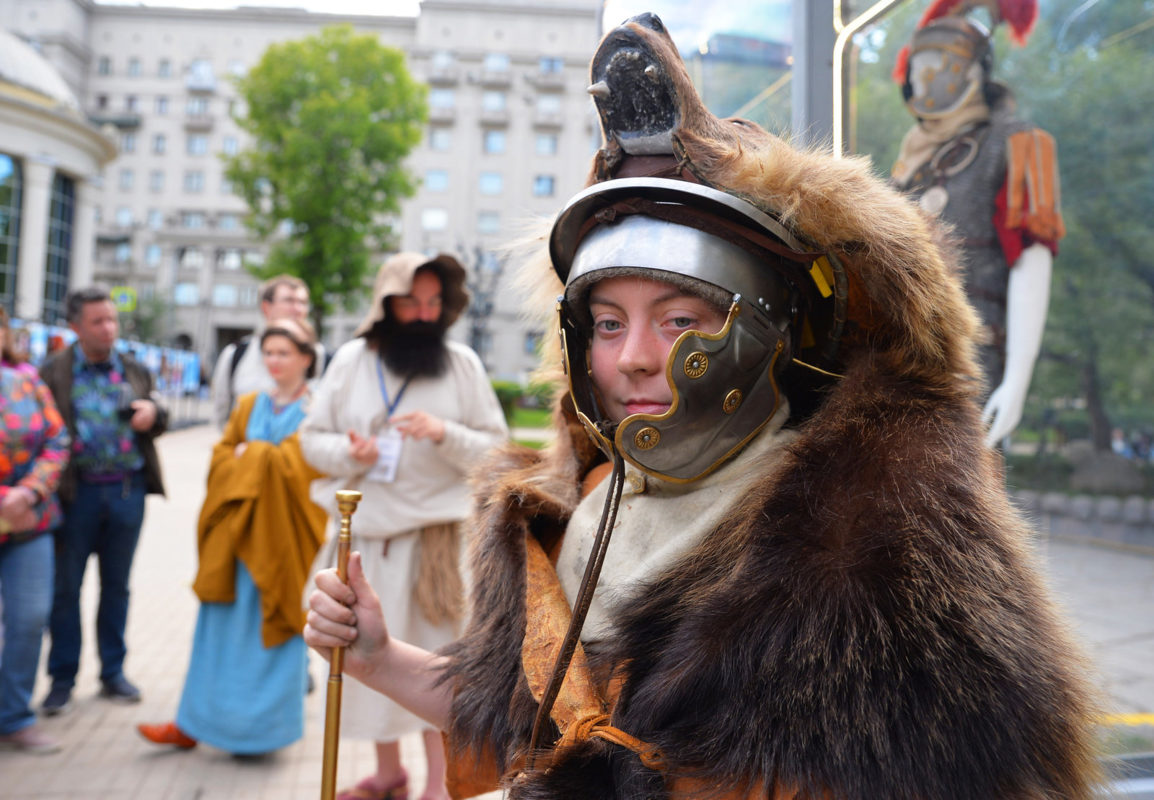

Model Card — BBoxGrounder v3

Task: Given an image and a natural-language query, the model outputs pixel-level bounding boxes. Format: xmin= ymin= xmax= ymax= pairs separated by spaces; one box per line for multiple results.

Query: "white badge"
xmin=366 ymin=428 xmax=404 ymax=483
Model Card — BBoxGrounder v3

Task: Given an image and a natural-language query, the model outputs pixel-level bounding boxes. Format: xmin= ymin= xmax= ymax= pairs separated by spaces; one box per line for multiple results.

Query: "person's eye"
xmin=669 ymin=316 xmax=697 ymax=329
xmin=594 ymin=319 xmax=622 ymax=334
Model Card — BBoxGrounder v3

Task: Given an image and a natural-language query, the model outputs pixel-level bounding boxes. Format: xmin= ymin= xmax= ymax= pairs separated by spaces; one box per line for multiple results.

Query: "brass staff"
xmin=321 ymin=489 xmax=363 ymax=800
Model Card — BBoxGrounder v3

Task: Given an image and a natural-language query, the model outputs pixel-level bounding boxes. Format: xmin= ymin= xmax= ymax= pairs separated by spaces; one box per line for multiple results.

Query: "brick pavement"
xmin=1 ymin=424 xmax=1151 ymax=797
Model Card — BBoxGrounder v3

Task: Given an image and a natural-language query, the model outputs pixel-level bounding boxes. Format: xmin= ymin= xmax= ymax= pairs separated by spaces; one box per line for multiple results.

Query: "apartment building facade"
xmin=1 ymin=0 xmax=601 ymax=380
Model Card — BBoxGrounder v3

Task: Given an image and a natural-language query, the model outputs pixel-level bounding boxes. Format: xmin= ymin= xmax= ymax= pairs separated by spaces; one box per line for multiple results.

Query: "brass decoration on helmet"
xmin=634 ymin=427 xmax=660 ymax=450
xmin=723 ymin=390 xmax=743 ymax=415
xmin=684 ymin=352 xmax=709 ymax=379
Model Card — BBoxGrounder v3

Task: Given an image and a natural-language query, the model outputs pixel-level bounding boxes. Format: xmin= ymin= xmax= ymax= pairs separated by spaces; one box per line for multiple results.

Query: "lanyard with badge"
xmin=366 ymin=360 xmax=412 ymax=483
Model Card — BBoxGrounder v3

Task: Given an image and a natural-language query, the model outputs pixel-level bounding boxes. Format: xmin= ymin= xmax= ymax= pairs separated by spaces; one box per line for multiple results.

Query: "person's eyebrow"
xmin=589 ymin=288 xmax=699 ymax=309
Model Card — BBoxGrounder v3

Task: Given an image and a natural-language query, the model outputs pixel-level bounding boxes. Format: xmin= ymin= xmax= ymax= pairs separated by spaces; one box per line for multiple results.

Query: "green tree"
xmin=225 ymin=25 xmax=428 ymax=334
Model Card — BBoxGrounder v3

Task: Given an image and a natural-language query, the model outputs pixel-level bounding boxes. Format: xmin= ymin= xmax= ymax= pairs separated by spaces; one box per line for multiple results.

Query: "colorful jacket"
xmin=0 ymin=367 xmax=70 ymax=544
xmin=39 ymin=343 xmax=167 ymax=503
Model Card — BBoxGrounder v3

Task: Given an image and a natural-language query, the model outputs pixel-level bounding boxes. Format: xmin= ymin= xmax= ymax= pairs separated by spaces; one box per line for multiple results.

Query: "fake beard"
xmin=371 ymin=319 xmax=449 ymax=378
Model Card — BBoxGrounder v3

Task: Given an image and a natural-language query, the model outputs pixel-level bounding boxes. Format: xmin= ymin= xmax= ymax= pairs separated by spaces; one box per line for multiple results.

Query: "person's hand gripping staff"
xmin=305 ymin=552 xmax=453 ymax=731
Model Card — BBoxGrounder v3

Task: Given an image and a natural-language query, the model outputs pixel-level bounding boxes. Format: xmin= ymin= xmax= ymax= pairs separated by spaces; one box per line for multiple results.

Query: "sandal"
xmin=335 ymin=775 xmax=409 ymax=800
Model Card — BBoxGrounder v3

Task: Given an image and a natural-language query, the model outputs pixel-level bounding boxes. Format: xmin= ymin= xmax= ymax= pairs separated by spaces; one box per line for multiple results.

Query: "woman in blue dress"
xmin=137 ymin=317 xmax=327 ymax=754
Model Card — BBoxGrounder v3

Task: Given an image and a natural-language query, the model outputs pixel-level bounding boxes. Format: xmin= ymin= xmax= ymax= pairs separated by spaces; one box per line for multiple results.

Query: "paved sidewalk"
xmin=1 ymin=424 xmax=1151 ymax=798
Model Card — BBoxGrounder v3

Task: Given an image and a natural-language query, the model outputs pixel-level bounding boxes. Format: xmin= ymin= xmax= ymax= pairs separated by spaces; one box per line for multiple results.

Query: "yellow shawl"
xmin=192 ymin=393 xmax=328 ymax=648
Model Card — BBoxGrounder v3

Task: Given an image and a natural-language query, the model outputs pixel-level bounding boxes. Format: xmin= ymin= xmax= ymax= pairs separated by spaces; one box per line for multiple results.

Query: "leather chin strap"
xmin=525 ymin=449 xmax=628 ymax=770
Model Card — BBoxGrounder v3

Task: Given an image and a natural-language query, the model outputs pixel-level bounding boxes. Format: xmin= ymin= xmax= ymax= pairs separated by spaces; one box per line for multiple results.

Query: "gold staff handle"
xmin=321 ymin=489 xmax=363 ymax=800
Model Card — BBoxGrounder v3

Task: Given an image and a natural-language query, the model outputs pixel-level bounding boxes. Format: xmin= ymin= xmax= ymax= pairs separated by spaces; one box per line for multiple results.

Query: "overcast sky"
xmin=96 ymin=0 xmax=421 ymax=15
xmin=95 ymin=1 xmax=791 ymax=49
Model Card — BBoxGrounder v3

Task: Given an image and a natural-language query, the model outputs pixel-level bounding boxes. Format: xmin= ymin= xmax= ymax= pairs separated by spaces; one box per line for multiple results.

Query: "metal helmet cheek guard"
xmin=560 ymin=293 xmax=789 ymax=483
xmin=551 ymin=177 xmax=824 ymax=483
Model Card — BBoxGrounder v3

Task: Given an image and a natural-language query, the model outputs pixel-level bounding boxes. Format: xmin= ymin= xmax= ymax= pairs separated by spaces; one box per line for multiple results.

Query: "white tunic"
xmin=299 ymin=336 xmax=508 ymax=740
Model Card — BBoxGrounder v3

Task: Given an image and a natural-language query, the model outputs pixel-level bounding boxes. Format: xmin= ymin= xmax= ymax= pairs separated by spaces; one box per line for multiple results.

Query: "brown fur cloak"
xmin=440 ymin=13 xmax=1099 ymax=800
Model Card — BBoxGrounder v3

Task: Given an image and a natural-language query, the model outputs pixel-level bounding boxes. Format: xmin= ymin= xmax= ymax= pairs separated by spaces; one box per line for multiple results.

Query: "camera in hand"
xmin=116 ymin=383 xmax=138 ymax=421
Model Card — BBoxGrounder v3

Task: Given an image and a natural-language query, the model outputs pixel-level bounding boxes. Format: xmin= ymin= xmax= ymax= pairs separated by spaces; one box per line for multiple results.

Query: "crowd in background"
xmin=0 ymin=267 xmax=507 ymax=800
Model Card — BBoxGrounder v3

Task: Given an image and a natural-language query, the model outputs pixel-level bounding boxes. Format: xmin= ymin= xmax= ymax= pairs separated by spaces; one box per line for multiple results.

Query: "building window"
xmin=482 ymin=91 xmax=506 ymax=112
xmin=218 ymin=213 xmax=238 ymax=231
xmin=421 ymin=208 xmax=448 ymax=231
xmin=173 ymin=282 xmax=199 ymax=305
xmin=95 ymin=95 xmax=108 ymax=110
xmin=227 ymin=60 xmax=246 ymax=77
xmin=118 ymin=169 xmax=134 ymax=191
xmin=145 ymin=243 xmax=162 ymax=268
xmin=220 ymin=177 xmax=233 ymax=195
xmin=156 ymin=96 xmax=168 ymax=114
xmin=219 ymin=248 xmax=242 ymax=269
xmin=212 ymin=284 xmax=238 ymax=307
xmin=483 ymin=53 xmax=510 ymax=72
xmin=179 ymin=247 xmax=204 ymax=268
xmin=533 ymin=175 xmax=555 ymax=197
xmin=158 ymin=59 xmax=171 ymax=78
xmin=239 ymin=285 xmax=258 ymax=306
xmin=524 ymin=330 xmax=544 ymax=355
xmin=43 ymin=174 xmax=75 ymax=324
xmin=478 ymin=210 xmax=500 ymax=235
xmin=183 ymin=171 xmax=205 ymax=193
xmin=147 ymin=208 xmax=163 ymax=229
xmin=115 ymin=242 xmax=131 ymax=263
xmin=182 ymin=212 xmax=205 ymax=229
xmin=540 ymin=57 xmax=563 ymax=74
xmin=483 ymin=130 xmax=506 ymax=154
xmin=127 ymin=57 xmax=141 ymax=77
xmin=115 ymin=206 xmax=133 ymax=227
xmin=432 ymin=50 xmax=454 ymax=70
xmin=153 ymin=134 xmax=166 ymax=155
xmin=121 ymin=133 xmax=136 ymax=153
xmin=535 ymin=133 xmax=558 ymax=156
xmin=424 ymin=169 xmax=448 ymax=192
xmin=187 ymin=59 xmax=216 ymax=92
xmin=125 ymin=95 xmax=138 ymax=112
xmin=187 ymin=96 xmax=209 ymax=116
xmin=479 ymin=172 xmax=503 ymax=195
xmin=221 ymin=136 xmax=238 ymax=156
xmin=537 ymin=94 xmax=562 ymax=115
xmin=149 ymin=170 xmax=164 ymax=193
xmin=429 ymin=88 xmax=455 ymax=109
xmin=97 ymin=56 xmax=111 ymax=75
xmin=0 ymin=154 xmax=22 ymax=311
xmin=429 ymin=128 xmax=452 ymax=151
xmin=187 ymin=135 xmax=208 ymax=156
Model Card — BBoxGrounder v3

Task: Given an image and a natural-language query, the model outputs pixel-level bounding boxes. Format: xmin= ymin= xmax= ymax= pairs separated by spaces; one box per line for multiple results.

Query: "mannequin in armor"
xmin=891 ymin=0 xmax=1062 ymax=447
xmin=305 ymin=13 xmax=1099 ymax=800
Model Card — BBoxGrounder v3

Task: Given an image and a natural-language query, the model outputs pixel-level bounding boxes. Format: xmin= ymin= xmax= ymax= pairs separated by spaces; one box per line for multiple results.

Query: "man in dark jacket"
xmin=38 ymin=287 xmax=167 ymax=715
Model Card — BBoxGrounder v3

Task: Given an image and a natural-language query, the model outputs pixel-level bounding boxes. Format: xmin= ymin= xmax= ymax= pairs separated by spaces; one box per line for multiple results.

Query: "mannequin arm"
xmin=982 ymin=243 xmax=1052 ymax=447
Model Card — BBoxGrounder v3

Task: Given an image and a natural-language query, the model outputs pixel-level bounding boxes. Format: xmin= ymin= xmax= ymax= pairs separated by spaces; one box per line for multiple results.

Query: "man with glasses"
xmin=210 ymin=275 xmax=325 ymax=428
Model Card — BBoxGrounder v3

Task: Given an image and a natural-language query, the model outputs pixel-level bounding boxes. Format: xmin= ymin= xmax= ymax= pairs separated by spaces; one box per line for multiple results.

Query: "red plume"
xmin=997 ymin=0 xmax=1039 ymax=45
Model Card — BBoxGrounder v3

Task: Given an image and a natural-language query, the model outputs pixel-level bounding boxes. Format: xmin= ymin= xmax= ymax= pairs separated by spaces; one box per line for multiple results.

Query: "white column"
xmin=69 ymin=179 xmax=98 ymax=289
xmin=15 ymin=158 xmax=54 ymax=322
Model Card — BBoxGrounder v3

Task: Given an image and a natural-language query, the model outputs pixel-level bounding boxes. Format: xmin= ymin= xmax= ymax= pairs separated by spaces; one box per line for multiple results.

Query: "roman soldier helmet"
xmin=894 ymin=0 xmax=1039 ymax=117
xmin=550 ymin=13 xmax=846 ymax=483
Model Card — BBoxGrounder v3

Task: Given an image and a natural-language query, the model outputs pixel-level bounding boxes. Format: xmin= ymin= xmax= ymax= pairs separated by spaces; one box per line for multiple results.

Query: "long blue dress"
xmin=176 ymin=393 xmax=309 ymax=754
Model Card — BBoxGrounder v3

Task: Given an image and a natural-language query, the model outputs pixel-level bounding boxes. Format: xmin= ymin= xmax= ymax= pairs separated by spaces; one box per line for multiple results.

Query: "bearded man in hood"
xmin=300 ymin=253 xmax=508 ymax=800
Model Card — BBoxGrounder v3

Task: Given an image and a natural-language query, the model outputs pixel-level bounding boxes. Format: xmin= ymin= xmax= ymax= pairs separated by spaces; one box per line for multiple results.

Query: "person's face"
xmin=588 ymin=276 xmax=728 ymax=423
xmin=71 ymin=300 xmax=119 ymax=360
xmin=262 ymin=285 xmax=310 ymax=322
xmin=389 ymin=270 xmax=443 ymax=325
xmin=262 ymin=333 xmax=312 ymax=386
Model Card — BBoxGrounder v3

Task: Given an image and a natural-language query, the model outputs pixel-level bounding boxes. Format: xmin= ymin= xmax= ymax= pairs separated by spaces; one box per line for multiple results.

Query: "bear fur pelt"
xmin=440 ymin=12 xmax=1100 ymax=800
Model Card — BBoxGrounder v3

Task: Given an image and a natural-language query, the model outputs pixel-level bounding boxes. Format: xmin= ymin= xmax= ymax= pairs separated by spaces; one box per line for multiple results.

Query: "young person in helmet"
xmin=306 ymin=12 xmax=1099 ymax=800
